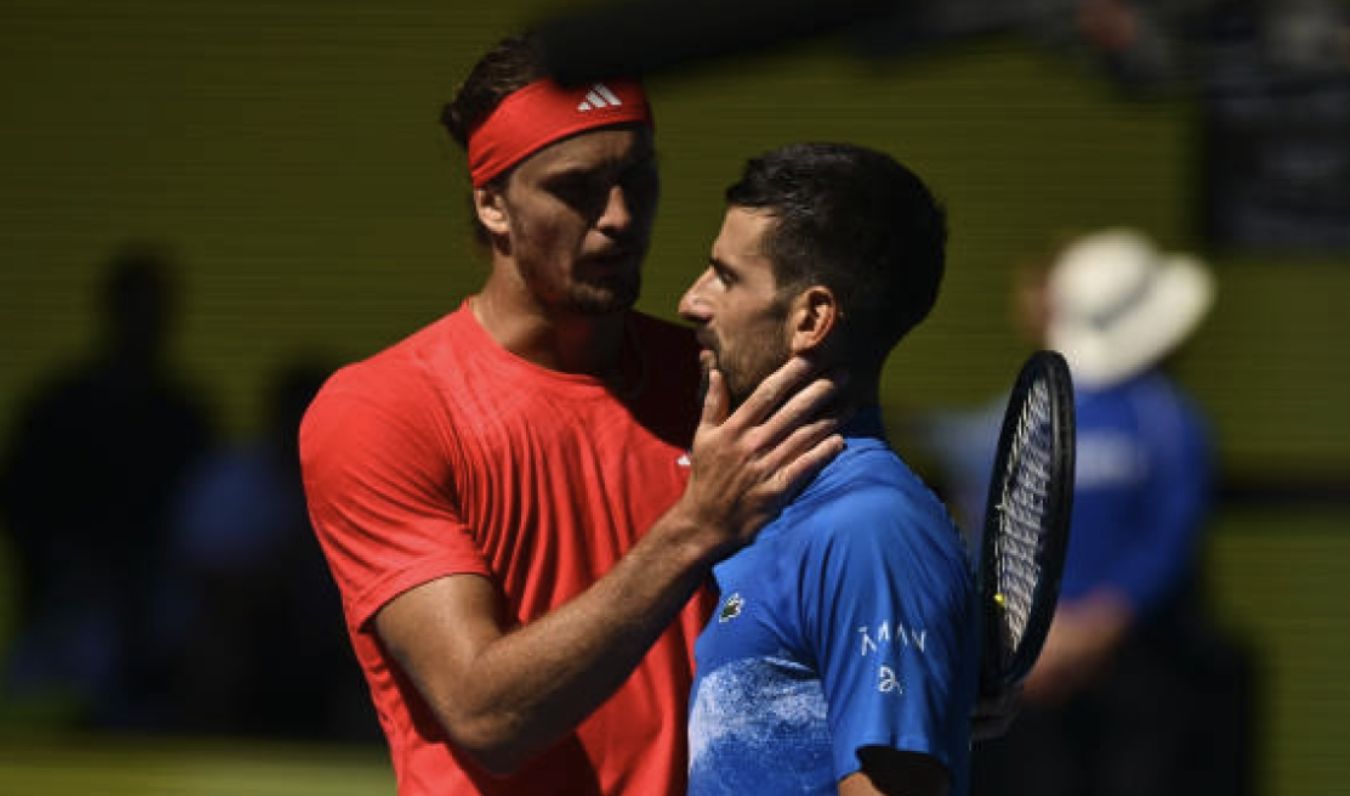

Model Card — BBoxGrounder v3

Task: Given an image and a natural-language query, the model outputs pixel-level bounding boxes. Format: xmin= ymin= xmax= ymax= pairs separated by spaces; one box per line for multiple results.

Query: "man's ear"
xmin=787 ymin=285 xmax=838 ymax=355
xmin=473 ymin=187 xmax=511 ymax=237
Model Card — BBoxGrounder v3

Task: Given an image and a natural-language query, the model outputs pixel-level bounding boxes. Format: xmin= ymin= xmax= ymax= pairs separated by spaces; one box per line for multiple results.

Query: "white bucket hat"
xmin=1046 ymin=228 xmax=1215 ymax=388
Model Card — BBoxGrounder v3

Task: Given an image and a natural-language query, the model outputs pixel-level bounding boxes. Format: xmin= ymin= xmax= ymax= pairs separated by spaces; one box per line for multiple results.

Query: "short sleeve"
xmin=299 ymin=371 xmax=490 ymax=631
xmin=798 ymin=493 xmax=975 ymax=784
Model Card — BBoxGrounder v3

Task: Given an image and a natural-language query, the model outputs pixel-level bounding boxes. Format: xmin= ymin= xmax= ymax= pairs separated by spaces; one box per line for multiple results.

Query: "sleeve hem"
xmin=347 ymin=556 xmax=494 ymax=630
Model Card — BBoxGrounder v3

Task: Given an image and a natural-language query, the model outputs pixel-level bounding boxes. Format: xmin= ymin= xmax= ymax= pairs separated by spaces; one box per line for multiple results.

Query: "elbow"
xmin=437 ymin=710 xmax=535 ymax=776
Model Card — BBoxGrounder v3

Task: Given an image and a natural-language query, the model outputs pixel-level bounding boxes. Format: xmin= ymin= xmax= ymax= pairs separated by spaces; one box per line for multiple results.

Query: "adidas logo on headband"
xmin=577 ymin=83 xmax=624 ymax=112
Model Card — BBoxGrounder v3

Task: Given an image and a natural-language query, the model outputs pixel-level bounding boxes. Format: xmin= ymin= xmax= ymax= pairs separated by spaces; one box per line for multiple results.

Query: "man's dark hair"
xmin=441 ymin=33 xmax=547 ymax=148
xmin=726 ymin=142 xmax=947 ymax=364
xmin=440 ymin=33 xmax=548 ymax=243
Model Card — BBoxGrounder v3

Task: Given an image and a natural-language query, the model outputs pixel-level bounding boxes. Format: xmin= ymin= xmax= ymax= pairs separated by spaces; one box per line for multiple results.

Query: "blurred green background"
xmin=1 ymin=0 xmax=1346 ymax=794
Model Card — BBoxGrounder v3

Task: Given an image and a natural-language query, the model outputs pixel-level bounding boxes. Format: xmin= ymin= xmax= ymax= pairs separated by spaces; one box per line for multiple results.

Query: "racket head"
xmin=978 ymin=350 xmax=1076 ymax=695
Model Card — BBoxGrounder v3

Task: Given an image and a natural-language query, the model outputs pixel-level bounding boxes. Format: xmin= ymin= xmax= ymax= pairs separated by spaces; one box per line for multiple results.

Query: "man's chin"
xmin=704 ymin=364 xmax=757 ymax=414
xmin=568 ymin=278 xmax=640 ymax=316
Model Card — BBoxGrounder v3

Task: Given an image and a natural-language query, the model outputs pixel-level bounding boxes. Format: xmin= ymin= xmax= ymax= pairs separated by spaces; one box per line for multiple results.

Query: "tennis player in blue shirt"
xmin=678 ymin=143 xmax=977 ymax=796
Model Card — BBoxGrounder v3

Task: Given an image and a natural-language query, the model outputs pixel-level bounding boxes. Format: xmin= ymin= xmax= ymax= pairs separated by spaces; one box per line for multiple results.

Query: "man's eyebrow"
xmin=539 ymin=154 xmax=649 ymax=186
xmin=539 ymin=163 xmax=599 ymax=182
xmin=709 ymin=255 xmax=738 ymax=276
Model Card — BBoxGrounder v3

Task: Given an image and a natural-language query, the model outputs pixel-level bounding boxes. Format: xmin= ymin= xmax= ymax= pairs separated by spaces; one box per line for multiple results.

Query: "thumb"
xmin=699 ymin=367 xmax=729 ymax=429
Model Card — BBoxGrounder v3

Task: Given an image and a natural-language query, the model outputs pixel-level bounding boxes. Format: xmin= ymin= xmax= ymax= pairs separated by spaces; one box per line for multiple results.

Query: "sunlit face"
xmin=492 ymin=127 xmax=659 ymax=315
xmin=678 ymin=207 xmax=794 ymax=408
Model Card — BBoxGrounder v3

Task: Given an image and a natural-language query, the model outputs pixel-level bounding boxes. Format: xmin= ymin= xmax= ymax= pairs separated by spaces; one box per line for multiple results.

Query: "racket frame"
xmin=977 ymin=350 xmax=1076 ymax=695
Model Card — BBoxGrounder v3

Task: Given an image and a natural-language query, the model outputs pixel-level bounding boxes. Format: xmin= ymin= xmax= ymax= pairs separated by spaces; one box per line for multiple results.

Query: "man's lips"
xmin=582 ymin=247 xmax=640 ymax=269
xmin=694 ymin=333 xmax=720 ymax=371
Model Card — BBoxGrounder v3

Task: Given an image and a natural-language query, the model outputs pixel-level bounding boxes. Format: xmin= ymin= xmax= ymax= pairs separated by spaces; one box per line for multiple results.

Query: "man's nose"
xmin=596 ymin=184 xmax=633 ymax=233
xmin=678 ymin=269 xmax=714 ymax=322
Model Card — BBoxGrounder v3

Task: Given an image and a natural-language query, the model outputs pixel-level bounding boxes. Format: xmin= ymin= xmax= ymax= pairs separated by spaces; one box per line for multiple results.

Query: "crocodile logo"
xmin=718 ymin=592 xmax=744 ymax=623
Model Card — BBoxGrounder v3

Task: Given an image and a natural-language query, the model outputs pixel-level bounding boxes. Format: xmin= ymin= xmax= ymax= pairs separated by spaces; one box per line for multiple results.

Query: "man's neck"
xmin=811 ymin=349 xmax=881 ymax=414
xmin=840 ymin=376 xmax=881 ymax=419
xmin=471 ymin=278 xmax=628 ymax=378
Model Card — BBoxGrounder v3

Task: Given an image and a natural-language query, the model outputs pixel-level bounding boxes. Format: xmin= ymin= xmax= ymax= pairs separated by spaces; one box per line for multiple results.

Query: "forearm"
xmin=384 ymin=507 xmax=716 ymax=772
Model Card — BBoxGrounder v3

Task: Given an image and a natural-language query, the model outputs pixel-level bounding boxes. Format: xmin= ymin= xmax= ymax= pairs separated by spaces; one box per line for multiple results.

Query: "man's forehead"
xmin=714 ymin=207 xmax=778 ymax=278
xmin=519 ymin=126 xmax=654 ymax=175
xmin=717 ymin=207 xmax=774 ymax=253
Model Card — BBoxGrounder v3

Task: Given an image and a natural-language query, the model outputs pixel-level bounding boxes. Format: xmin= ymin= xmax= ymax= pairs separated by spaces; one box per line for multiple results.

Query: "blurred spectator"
xmin=945 ymin=229 xmax=1259 ymax=796
xmin=0 ymin=242 xmax=214 ymax=728
xmin=164 ymin=355 xmax=375 ymax=741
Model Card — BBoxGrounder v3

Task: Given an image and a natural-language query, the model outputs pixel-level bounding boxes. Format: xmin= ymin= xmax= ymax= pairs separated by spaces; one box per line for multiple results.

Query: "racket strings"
xmin=993 ymin=379 xmax=1055 ymax=651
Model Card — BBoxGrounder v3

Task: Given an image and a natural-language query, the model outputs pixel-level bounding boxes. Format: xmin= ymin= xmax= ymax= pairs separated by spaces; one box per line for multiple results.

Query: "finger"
xmin=750 ymin=370 xmax=845 ymax=451
xmin=754 ymin=415 xmax=841 ymax=475
xmin=723 ymin=355 xmax=815 ymax=431
xmin=699 ymin=367 xmax=729 ymax=428
xmin=764 ymin=432 xmax=845 ymax=501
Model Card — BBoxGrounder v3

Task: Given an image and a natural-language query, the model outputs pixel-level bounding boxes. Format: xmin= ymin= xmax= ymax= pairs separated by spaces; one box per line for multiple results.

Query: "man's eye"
xmin=548 ymin=176 xmax=606 ymax=210
xmin=622 ymin=162 xmax=658 ymax=192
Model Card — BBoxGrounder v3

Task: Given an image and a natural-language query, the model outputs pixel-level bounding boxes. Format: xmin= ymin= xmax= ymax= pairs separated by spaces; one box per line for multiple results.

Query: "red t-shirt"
xmin=300 ymin=300 xmax=711 ymax=795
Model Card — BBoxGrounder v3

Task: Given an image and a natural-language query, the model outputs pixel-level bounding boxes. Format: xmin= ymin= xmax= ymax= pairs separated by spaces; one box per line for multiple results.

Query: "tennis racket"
xmin=978 ymin=350 xmax=1076 ymax=696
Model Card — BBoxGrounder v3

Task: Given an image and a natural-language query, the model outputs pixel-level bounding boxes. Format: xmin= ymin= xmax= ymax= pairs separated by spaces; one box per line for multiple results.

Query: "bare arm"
xmin=838 ymin=749 xmax=950 ymax=796
xmin=376 ymin=357 xmax=844 ymax=773
xmin=376 ymin=528 xmax=707 ymax=774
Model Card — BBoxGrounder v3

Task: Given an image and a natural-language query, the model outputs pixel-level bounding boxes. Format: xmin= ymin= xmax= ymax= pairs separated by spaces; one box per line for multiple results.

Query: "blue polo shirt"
xmin=687 ymin=408 xmax=978 ymax=795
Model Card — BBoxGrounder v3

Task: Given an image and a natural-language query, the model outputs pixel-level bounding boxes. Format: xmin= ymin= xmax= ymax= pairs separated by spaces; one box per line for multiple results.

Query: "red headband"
xmin=466 ymin=78 xmax=653 ymax=188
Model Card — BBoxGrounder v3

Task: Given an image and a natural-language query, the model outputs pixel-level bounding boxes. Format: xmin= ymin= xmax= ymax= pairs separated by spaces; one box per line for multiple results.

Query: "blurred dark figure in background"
xmin=165 ymin=356 xmax=375 ymax=741
xmin=0 ymin=243 xmax=214 ymax=728
xmin=949 ymin=229 xmax=1259 ymax=796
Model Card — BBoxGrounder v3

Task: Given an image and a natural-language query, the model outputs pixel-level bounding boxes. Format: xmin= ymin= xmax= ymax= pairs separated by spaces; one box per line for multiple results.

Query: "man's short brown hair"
xmin=441 ymin=33 xmax=548 ymax=244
